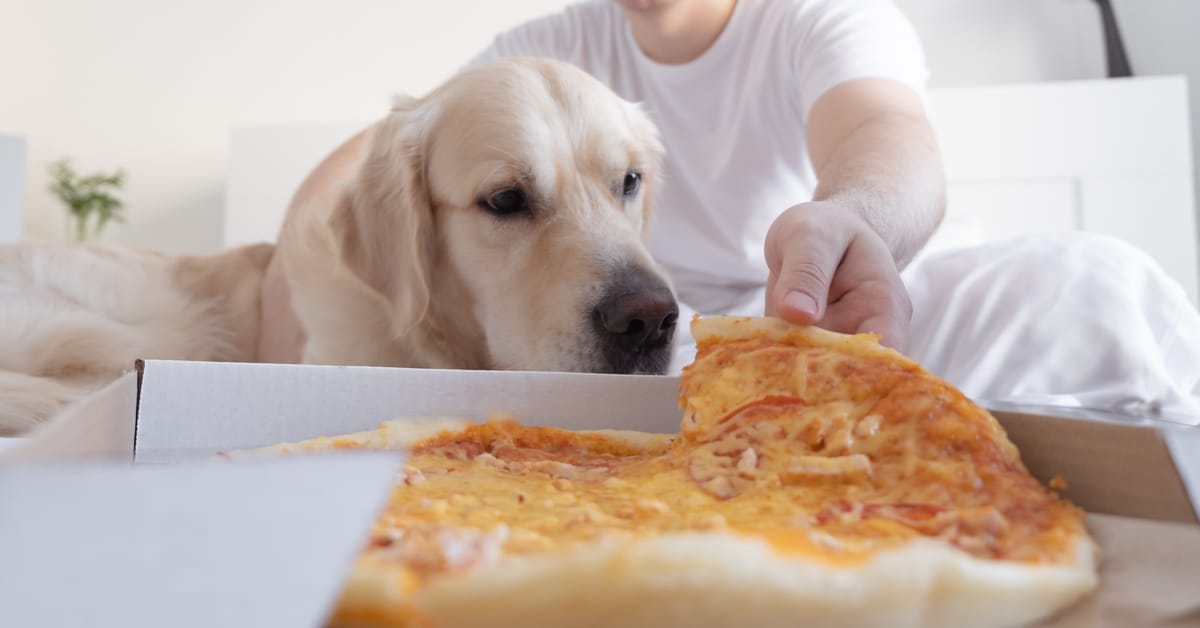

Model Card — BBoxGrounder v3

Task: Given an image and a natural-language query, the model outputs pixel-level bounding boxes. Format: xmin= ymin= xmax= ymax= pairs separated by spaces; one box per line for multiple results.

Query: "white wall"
xmin=0 ymin=0 xmax=570 ymax=253
xmin=898 ymin=0 xmax=1105 ymax=84
xmin=1110 ymin=0 xmax=1200 ymax=251
xmin=1 ymin=0 xmax=1197 ymax=254
xmin=0 ymin=135 xmax=26 ymax=241
xmin=899 ymin=0 xmax=1200 ymax=257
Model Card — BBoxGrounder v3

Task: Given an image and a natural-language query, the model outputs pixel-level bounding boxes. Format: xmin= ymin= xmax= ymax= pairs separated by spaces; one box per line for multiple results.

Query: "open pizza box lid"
xmin=0 ymin=453 xmax=403 ymax=628
xmin=3 ymin=359 xmax=1200 ymax=627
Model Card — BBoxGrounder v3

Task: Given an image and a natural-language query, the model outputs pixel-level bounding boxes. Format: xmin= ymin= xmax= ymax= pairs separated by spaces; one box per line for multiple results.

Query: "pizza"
xmin=230 ymin=316 xmax=1098 ymax=628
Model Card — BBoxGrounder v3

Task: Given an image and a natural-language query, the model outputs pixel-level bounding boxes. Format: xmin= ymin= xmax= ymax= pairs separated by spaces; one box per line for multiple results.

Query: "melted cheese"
xmin=338 ymin=331 xmax=1086 ymax=587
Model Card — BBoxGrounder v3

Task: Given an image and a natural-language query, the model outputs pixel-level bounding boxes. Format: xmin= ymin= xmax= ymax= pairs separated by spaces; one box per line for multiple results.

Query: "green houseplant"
xmin=47 ymin=158 xmax=127 ymax=242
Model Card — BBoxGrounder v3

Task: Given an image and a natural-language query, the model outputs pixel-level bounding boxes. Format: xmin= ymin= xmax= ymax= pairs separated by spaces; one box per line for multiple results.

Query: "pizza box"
xmin=0 ymin=452 xmax=403 ymax=628
xmin=4 ymin=358 xmax=1200 ymax=627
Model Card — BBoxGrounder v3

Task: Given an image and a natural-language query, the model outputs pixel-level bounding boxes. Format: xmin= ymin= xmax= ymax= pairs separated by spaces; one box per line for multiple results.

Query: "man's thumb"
xmin=773 ymin=260 xmax=831 ymax=325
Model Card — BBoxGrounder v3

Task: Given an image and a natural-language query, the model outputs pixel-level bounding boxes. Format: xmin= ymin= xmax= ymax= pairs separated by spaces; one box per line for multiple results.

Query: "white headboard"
xmin=225 ymin=76 xmax=1199 ymax=304
xmin=927 ymin=76 xmax=1198 ymax=304
xmin=0 ymin=135 xmax=26 ymax=242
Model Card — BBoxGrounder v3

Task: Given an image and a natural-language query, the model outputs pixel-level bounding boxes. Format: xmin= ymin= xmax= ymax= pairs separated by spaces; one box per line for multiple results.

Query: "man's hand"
xmin=764 ymin=200 xmax=912 ymax=351
xmin=764 ymin=78 xmax=945 ymax=352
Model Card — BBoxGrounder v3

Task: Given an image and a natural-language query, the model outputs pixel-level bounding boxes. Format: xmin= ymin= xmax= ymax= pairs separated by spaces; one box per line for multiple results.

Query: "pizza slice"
xmin=235 ymin=316 xmax=1098 ymax=628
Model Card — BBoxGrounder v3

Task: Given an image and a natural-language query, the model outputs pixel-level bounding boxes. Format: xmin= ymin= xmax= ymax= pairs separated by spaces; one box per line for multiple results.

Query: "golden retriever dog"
xmin=0 ymin=58 xmax=679 ymax=435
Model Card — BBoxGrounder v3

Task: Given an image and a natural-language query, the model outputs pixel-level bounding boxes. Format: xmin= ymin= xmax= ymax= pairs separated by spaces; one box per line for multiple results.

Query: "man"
xmin=259 ymin=0 xmax=1200 ymax=417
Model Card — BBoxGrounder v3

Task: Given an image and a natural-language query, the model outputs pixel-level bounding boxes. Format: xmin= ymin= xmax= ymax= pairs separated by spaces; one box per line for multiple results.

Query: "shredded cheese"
xmin=324 ymin=330 xmax=1089 ymax=587
xmin=783 ymin=454 xmax=872 ymax=478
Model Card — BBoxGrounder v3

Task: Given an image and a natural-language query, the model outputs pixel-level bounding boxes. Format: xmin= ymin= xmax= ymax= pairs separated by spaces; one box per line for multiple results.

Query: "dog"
xmin=0 ymin=58 xmax=679 ymax=435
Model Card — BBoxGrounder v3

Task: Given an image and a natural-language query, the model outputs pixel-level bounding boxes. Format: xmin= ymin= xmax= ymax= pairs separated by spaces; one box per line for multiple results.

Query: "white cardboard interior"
xmin=0 ymin=453 xmax=402 ymax=628
xmin=134 ymin=360 xmax=681 ymax=462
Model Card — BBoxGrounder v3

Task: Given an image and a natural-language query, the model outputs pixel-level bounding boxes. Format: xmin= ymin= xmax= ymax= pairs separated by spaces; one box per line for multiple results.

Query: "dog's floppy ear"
xmin=624 ymin=101 xmax=665 ymax=240
xmin=329 ymin=99 xmax=435 ymax=338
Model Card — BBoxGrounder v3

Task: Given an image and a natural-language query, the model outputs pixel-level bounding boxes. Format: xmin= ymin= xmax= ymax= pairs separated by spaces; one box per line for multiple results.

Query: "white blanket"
xmin=670 ymin=233 xmax=1200 ymax=424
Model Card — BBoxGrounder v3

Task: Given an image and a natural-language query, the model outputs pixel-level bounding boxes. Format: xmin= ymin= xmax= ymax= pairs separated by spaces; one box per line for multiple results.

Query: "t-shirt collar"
xmin=623 ymin=0 xmax=746 ymax=81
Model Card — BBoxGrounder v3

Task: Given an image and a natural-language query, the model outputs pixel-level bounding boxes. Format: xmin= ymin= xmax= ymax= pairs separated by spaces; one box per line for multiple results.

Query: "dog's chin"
xmin=492 ymin=345 xmax=673 ymax=375
xmin=621 ymin=348 xmax=674 ymax=375
xmin=483 ymin=326 xmax=675 ymax=375
xmin=586 ymin=333 xmax=675 ymax=375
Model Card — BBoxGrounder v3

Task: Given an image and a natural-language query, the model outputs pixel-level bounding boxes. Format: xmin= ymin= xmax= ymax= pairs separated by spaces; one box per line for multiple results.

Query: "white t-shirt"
xmin=471 ymin=0 xmax=929 ymax=315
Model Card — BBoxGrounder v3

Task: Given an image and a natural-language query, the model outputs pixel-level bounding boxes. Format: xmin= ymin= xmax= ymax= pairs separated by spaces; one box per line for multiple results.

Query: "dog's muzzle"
xmin=590 ymin=267 xmax=678 ymax=374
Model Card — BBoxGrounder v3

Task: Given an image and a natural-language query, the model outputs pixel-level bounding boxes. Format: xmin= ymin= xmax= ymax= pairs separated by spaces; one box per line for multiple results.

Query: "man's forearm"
xmin=811 ymin=111 xmax=945 ymax=269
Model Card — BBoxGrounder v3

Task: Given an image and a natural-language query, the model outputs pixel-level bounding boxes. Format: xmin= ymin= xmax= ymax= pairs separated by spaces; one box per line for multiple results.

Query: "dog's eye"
xmin=622 ymin=172 xmax=641 ymax=198
xmin=481 ymin=189 xmax=529 ymax=216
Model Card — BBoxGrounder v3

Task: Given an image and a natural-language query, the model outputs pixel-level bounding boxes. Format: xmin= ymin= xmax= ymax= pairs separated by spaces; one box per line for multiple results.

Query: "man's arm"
xmin=764 ymin=78 xmax=945 ymax=351
xmin=256 ymin=130 xmax=368 ymax=363
xmin=808 ymin=79 xmax=944 ymax=265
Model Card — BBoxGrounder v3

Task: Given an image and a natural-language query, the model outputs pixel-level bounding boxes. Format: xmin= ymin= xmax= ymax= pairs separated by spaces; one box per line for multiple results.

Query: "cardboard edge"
xmin=1163 ymin=427 xmax=1200 ymax=524
xmin=990 ymin=409 xmax=1199 ymax=525
xmin=133 ymin=359 xmax=145 ymax=462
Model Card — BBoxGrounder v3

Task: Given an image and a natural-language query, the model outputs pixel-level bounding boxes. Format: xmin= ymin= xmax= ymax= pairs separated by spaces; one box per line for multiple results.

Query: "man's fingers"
xmin=862 ymin=312 xmax=908 ymax=352
xmin=826 ymin=299 xmax=909 ymax=351
xmin=814 ymin=231 xmax=912 ymax=350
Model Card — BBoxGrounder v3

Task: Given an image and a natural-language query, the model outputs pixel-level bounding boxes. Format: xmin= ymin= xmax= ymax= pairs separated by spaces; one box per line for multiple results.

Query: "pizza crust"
xmin=337 ymin=531 xmax=1095 ymax=628
xmin=691 ymin=315 xmax=917 ymax=365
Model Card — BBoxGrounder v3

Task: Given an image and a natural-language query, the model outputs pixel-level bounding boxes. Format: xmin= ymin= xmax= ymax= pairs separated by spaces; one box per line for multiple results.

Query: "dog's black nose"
xmin=591 ymin=269 xmax=678 ymax=374
xmin=595 ymin=289 xmax=678 ymax=347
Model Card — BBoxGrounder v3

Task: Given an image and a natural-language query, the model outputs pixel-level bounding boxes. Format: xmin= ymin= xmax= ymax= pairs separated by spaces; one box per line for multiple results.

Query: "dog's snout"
xmin=590 ymin=268 xmax=678 ymax=374
xmin=595 ymin=288 xmax=679 ymax=346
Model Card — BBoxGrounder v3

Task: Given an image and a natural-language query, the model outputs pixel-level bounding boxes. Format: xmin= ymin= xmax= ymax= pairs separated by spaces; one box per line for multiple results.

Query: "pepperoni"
xmin=715 ymin=396 xmax=807 ymax=425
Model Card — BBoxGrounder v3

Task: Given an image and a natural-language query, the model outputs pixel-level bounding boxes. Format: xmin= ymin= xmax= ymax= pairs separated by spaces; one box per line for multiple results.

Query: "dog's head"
xmin=330 ymin=57 xmax=677 ymax=374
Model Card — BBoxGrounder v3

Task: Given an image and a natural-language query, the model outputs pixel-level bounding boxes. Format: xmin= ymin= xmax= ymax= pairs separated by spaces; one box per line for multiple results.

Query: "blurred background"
xmin=0 ymin=1 xmax=1197 ymax=283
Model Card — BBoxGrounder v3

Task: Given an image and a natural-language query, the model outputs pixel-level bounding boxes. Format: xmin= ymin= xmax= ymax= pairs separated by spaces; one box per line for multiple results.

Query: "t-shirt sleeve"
xmin=788 ymin=0 xmax=930 ymax=119
xmin=466 ymin=6 xmax=587 ymax=69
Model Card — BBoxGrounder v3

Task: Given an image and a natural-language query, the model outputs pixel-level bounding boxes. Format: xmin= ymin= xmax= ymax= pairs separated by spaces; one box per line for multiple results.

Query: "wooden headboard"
xmin=225 ymin=76 xmax=1199 ymax=304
